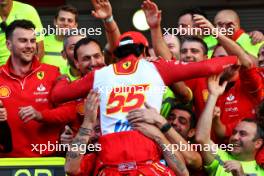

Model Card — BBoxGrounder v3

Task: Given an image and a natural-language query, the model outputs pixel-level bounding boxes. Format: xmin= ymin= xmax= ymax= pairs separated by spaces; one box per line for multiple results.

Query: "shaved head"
xmin=214 ymin=9 xmax=240 ymax=36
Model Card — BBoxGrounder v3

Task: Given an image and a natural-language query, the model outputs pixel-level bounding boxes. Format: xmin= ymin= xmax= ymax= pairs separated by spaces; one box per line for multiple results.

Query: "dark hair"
xmin=242 ymin=118 xmax=264 ymax=141
xmin=170 ymin=104 xmax=196 ymax=129
xmin=55 ymin=4 xmax=78 ymax=23
xmin=181 ymin=36 xmax=208 ymax=55
xmin=5 ymin=20 xmax=35 ymax=40
xmin=113 ymin=37 xmax=148 ymax=58
xmin=74 ymin=37 xmax=102 ymax=60
xmin=178 ymin=7 xmax=207 ymax=22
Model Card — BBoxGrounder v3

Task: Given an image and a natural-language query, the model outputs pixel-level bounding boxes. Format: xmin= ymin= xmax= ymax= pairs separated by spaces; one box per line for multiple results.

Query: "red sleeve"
xmin=51 ymin=72 xmax=95 ymax=104
xmin=153 ymin=56 xmax=238 ymax=85
xmin=40 ymin=102 xmax=77 ymax=124
xmin=78 ymin=153 xmax=97 ymax=176
xmin=185 ymin=79 xmax=197 ymax=91
xmin=240 ymin=67 xmax=263 ymax=102
xmin=231 ymin=29 xmax=245 ymax=41
xmin=256 ymin=147 xmax=264 ymax=166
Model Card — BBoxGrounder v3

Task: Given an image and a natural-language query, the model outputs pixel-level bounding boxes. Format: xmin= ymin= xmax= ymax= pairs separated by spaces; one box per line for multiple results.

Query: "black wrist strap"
xmin=160 ymin=123 xmax=172 ymax=133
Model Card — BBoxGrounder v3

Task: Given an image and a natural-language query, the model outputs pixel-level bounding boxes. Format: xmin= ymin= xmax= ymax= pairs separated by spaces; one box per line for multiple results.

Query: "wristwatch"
xmin=160 ymin=123 xmax=172 ymax=133
xmin=103 ymin=15 xmax=114 ymax=23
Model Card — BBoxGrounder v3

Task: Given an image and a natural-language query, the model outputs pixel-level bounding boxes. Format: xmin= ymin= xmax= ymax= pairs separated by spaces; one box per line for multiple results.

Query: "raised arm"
xmin=153 ymin=56 xmax=237 ymax=86
xmin=212 ymin=106 xmax=226 ymax=139
xmin=193 ymin=14 xmax=255 ymax=68
xmin=51 ymin=72 xmax=94 ymax=104
xmin=195 ymin=74 xmax=227 ymax=165
xmin=91 ymin=0 xmax=120 ymax=53
xmin=65 ymin=90 xmax=99 ymax=175
xmin=142 ymin=0 xmax=173 ymax=60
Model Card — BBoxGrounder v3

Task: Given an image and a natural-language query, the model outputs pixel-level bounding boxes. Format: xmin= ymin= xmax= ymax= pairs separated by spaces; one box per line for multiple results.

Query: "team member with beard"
xmin=0 ymin=20 xmax=77 ymax=157
xmin=196 ymin=74 xmax=264 ymax=176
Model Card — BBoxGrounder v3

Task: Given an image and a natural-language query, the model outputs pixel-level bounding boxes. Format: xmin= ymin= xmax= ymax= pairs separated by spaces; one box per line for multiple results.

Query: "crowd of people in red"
xmin=0 ymin=0 xmax=264 ymax=175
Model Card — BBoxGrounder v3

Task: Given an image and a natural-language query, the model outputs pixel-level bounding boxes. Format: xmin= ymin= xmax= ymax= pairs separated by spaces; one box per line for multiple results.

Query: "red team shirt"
xmin=216 ymin=67 xmax=263 ymax=137
xmin=0 ymin=57 xmax=77 ymax=157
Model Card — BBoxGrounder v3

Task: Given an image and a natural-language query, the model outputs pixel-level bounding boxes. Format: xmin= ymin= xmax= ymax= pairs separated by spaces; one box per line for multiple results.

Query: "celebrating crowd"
xmin=0 ymin=0 xmax=264 ymax=175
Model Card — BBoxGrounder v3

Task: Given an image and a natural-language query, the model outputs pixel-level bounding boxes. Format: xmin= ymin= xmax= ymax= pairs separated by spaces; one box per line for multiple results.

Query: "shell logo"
xmin=202 ymin=89 xmax=209 ymax=102
xmin=0 ymin=86 xmax=11 ymax=98
xmin=76 ymin=102 xmax=84 ymax=116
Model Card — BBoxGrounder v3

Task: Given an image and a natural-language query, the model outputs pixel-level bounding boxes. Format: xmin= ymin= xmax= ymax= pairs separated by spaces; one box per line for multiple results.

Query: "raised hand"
xmin=91 ymin=0 xmax=112 ymax=20
xmin=193 ymin=14 xmax=215 ymax=34
xmin=83 ymin=90 xmax=100 ymax=125
xmin=249 ymin=30 xmax=264 ymax=45
xmin=208 ymin=74 xmax=227 ymax=97
xmin=141 ymin=0 xmax=161 ymax=29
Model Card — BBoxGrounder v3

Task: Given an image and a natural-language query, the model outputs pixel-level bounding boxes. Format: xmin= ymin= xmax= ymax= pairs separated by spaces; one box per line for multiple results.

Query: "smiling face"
xmin=180 ymin=41 xmax=207 ymax=62
xmin=76 ymin=41 xmax=105 ymax=75
xmin=6 ymin=27 xmax=36 ymax=64
xmin=54 ymin=10 xmax=77 ymax=35
xmin=167 ymin=109 xmax=195 ymax=139
xmin=229 ymin=121 xmax=263 ymax=160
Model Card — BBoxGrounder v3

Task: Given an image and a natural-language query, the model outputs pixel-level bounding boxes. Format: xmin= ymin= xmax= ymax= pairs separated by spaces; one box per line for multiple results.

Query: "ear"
xmin=74 ymin=59 xmax=80 ymax=70
xmin=61 ymin=50 xmax=66 ymax=59
xmin=6 ymin=40 xmax=12 ymax=51
xmin=255 ymin=138 xmax=264 ymax=150
xmin=187 ymin=128 xmax=196 ymax=138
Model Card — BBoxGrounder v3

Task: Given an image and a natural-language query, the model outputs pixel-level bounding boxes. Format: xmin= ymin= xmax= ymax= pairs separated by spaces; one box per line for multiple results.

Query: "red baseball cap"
xmin=116 ymin=31 xmax=149 ymax=48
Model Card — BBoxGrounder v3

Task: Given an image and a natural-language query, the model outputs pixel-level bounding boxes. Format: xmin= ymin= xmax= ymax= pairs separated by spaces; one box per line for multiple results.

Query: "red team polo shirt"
xmin=0 ymin=57 xmax=77 ymax=157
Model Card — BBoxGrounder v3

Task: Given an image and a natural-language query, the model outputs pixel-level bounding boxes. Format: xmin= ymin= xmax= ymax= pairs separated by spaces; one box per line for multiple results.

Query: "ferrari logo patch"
xmin=37 ymin=71 xmax=45 ymax=80
xmin=122 ymin=61 xmax=131 ymax=70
